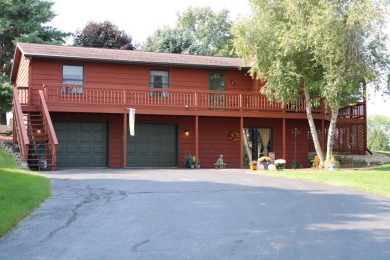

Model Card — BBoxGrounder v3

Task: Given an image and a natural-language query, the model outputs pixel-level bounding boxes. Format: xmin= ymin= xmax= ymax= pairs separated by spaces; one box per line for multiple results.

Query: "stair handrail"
xmin=39 ymin=90 xmax=58 ymax=170
xmin=12 ymin=86 xmax=30 ymax=159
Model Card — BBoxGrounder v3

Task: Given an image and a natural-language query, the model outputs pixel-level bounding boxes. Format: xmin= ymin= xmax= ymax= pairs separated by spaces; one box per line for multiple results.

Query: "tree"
xmin=0 ymin=76 xmax=12 ymax=125
xmin=142 ymin=26 xmax=207 ymax=55
xmin=0 ymin=0 xmax=68 ymax=123
xmin=367 ymin=115 xmax=390 ymax=151
xmin=0 ymin=0 xmax=68 ymax=76
xmin=233 ymin=0 xmax=390 ymax=165
xmin=176 ymin=6 xmax=234 ymax=57
xmin=73 ymin=21 xmax=137 ymax=50
xmin=143 ymin=6 xmax=234 ymax=57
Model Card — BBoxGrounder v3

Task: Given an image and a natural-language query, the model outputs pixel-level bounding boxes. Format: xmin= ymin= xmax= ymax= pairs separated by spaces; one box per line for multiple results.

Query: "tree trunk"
xmin=303 ymin=84 xmax=324 ymax=165
xmin=325 ymin=102 xmax=340 ymax=162
xmin=243 ymin=129 xmax=252 ymax=162
xmin=0 ymin=112 xmax=6 ymax=125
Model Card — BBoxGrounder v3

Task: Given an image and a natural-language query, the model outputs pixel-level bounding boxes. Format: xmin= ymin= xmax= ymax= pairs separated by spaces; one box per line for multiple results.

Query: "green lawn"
xmin=256 ymin=152 xmax=390 ymax=197
xmin=0 ymin=149 xmax=51 ymax=237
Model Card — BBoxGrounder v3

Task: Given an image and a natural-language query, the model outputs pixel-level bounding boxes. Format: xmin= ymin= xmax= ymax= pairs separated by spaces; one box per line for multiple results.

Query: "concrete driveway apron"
xmin=1 ymin=169 xmax=390 ymax=260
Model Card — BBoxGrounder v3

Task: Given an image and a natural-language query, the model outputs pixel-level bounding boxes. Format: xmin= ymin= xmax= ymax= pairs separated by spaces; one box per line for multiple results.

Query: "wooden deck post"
xmin=321 ymin=119 xmax=325 ymax=151
xmin=240 ymin=117 xmax=243 ymax=168
xmin=195 ymin=115 xmax=199 ymax=169
xmin=283 ymin=118 xmax=286 ymax=160
xmin=123 ymin=113 xmax=127 ymax=168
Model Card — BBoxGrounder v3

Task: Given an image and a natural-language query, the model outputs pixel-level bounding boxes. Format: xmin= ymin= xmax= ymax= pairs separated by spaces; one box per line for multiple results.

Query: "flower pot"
xmin=261 ymin=162 xmax=268 ymax=170
xmin=328 ymin=163 xmax=335 ymax=170
xmin=250 ymin=165 xmax=257 ymax=171
xmin=257 ymin=162 xmax=264 ymax=170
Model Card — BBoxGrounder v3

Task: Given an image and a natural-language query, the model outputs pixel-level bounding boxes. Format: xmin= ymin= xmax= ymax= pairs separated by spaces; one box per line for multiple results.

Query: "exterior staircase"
xmin=25 ymin=112 xmax=54 ymax=170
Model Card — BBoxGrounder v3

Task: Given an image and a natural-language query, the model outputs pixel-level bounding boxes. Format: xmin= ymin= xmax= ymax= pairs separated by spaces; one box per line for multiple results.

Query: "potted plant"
xmin=258 ymin=156 xmax=270 ymax=170
xmin=249 ymin=160 xmax=257 ymax=171
xmin=274 ymin=159 xmax=286 ymax=170
xmin=327 ymin=155 xmax=338 ymax=170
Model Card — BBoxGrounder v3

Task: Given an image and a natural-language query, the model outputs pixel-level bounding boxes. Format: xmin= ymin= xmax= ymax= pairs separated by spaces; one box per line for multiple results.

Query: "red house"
xmin=10 ymin=43 xmax=366 ymax=170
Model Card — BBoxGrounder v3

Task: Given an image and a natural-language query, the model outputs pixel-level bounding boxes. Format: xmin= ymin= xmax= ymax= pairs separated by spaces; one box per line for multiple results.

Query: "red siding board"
xmin=16 ymin=56 xmax=30 ymax=86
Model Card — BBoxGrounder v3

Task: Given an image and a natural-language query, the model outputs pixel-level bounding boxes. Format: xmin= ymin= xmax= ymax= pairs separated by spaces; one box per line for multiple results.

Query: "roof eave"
xmin=23 ymin=53 xmax=250 ymax=70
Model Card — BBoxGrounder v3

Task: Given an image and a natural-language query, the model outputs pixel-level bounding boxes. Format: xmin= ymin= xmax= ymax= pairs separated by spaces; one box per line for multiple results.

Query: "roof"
xmin=11 ymin=43 xmax=249 ymax=83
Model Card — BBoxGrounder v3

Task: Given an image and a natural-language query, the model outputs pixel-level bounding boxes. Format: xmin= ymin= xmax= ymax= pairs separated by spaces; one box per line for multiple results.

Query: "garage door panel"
xmin=66 ymin=124 xmax=79 ymax=131
xmin=64 ymin=156 xmax=76 ymax=164
xmin=161 ymin=146 xmax=173 ymax=153
xmin=54 ymin=122 xmax=108 ymax=168
xmin=79 ymin=144 xmax=90 ymax=153
xmin=66 ymin=144 xmax=77 ymax=153
xmin=149 ymin=146 xmax=160 ymax=153
xmin=66 ymin=133 xmax=78 ymax=142
xmin=127 ymin=123 xmax=177 ymax=167
xmin=93 ymin=145 xmax=104 ymax=153
xmin=80 ymin=123 xmax=91 ymax=131
xmin=136 ymin=145 xmax=148 ymax=153
xmin=93 ymin=136 xmax=103 ymax=142
xmin=80 ymin=133 xmax=91 ymax=140
xmin=79 ymin=156 xmax=91 ymax=164
xmin=127 ymin=144 xmax=136 ymax=152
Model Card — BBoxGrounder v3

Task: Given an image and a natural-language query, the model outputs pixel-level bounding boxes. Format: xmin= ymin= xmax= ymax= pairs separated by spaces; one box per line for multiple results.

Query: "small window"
xmin=62 ymin=65 xmax=84 ymax=95
xmin=150 ymin=70 xmax=169 ymax=97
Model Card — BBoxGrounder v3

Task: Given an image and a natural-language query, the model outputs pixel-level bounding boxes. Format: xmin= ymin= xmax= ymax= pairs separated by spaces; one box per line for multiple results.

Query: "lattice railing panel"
xmin=308 ymin=122 xmax=365 ymax=155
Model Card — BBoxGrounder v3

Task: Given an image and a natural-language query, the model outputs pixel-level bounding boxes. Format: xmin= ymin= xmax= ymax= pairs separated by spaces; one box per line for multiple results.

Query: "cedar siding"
xmin=11 ymin=43 xmax=366 ymax=170
xmin=16 ymin=56 xmax=30 ymax=87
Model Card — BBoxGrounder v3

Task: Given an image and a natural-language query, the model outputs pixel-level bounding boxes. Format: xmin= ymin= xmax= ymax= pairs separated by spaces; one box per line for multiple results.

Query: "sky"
xmin=45 ymin=0 xmax=388 ymax=117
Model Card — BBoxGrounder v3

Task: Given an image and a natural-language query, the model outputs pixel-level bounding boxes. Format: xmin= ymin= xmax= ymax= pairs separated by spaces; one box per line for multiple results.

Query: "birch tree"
xmin=233 ymin=0 xmax=390 ymax=165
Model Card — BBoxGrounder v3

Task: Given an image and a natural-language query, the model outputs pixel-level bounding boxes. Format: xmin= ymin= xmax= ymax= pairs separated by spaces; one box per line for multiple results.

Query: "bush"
xmin=287 ymin=160 xmax=303 ymax=169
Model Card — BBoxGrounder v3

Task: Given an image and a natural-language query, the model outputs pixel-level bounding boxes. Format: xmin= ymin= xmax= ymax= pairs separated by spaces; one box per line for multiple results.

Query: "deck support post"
xmin=283 ymin=118 xmax=286 ymax=160
xmin=240 ymin=117 xmax=243 ymax=168
xmin=123 ymin=113 xmax=127 ymax=168
xmin=195 ymin=115 xmax=199 ymax=169
xmin=321 ymin=119 xmax=325 ymax=152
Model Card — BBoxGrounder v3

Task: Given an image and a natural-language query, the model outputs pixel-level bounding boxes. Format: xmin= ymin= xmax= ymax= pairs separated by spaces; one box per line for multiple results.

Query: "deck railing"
xmin=42 ymin=84 xmax=329 ymax=114
xmin=17 ymin=86 xmax=29 ymax=105
xmin=12 ymin=86 xmax=29 ymax=159
xmin=39 ymin=90 xmax=58 ymax=170
xmin=338 ymin=102 xmax=365 ymax=119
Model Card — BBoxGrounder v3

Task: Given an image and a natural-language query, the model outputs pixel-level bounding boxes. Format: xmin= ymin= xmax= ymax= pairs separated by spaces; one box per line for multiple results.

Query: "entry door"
xmin=243 ymin=127 xmax=272 ymax=161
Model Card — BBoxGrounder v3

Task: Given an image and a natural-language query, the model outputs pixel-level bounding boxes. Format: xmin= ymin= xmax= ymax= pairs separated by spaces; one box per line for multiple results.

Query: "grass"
xmin=0 ymin=149 xmax=51 ymax=237
xmin=256 ymin=152 xmax=390 ymax=197
xmin=375 ymin=151 xmax=390 ymax=157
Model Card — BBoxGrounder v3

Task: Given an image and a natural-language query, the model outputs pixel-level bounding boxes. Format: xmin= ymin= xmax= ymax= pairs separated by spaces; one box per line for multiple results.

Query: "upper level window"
xmin=209 ymin=72 xmax=225 ymax=91
xmin=63 ymin=65 xmax=84 ymax=84
xmin=150 ymin=70 xmax=169 ymax=97
xmin=62 ymin=65 xmax=84 ymax=95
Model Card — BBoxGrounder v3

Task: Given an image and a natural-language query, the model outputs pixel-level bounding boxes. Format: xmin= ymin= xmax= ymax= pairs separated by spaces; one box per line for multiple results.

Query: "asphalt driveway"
xmin=1 ymin=168 xmax=390 ymax=259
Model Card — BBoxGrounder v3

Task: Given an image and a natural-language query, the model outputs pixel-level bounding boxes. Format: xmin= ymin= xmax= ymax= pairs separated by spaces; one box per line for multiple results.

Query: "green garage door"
xmin=54 ymin=122 xmax=108 ymax=167
xmin=127 ymin=123 xmax=177 ymax=167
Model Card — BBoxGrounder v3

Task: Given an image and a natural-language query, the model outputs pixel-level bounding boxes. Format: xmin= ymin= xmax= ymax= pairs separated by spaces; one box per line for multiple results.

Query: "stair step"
xmin=20 ymin=111 xmax=56 ymax=171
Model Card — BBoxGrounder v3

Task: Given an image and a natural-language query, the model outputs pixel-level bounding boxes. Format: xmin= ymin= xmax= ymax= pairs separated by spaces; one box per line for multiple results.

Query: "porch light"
xmin=37 ymin=129 xmax=42 ymax=134
xmin=185 ymin=104 xmax=189 ymax=110
xmin=230 ymin=79 xmax=235 ymax=85
xmin=185 ymin=130 xmax=189 ymax=136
